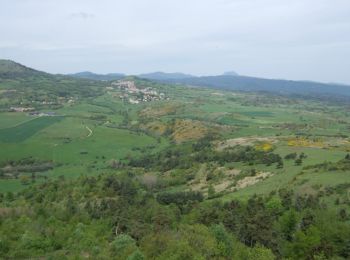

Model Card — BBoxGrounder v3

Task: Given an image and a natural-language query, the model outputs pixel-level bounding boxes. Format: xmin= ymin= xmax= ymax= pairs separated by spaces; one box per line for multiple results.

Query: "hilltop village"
xmin=108 ymin=80 xmax=169 ymax=104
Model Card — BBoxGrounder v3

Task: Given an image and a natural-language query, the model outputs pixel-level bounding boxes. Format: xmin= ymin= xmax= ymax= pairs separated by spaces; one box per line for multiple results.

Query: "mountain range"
xmin=69 ymin=71 xmax=125 ymax=81
xmin=70 ymin=68 xmax=350 ymax=98
xmin=2 ymin=59 xmax=350 ymax=99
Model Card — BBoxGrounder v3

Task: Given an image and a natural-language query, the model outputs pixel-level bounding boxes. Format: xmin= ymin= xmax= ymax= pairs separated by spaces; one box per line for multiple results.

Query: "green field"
xmin=1 ymin=78 xmax=350 ymax=200
xmin=0 ymin=116 xmax=63 ymax=142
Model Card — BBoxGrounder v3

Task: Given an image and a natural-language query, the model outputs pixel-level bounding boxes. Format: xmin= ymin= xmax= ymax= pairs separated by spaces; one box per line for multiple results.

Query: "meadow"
xmin=0 ymin=116 xmax=63 ymax=142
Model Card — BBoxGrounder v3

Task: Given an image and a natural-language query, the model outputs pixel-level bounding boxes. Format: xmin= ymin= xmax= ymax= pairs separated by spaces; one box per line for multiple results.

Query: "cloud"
xmin=70 ymin=12 xmax=95 ymax=20
xmin=1 ymin=0 xmax=350 ymax=83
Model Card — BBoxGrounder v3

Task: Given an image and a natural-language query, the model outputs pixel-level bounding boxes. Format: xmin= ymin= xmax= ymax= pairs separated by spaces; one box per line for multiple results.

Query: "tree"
xmin=208 ymin=185 xmax=216 ymax=199
xmin=246 ymin=245 xmax=275 ymax=260
xmin=111 ymin=234 xmax=141 ymax=259
xmin=20 ymin=175 xmax=30 ymax=185
xmin=276 ymin=160 xmax=284 ymax=169
xmin=65 ymin=195 xmax=77 ymax=216
xmin=210 ymin=224 xmax=234 ymax=257
xmin=278 ymin=209 xmax=299 ymax=241
xmin=285 ymin=153 xmax=297 ymax=160
xmin=287 ymin=226 xmax=322 ymax=259
xmin=238 ymin=197 xmax=275 ymax=248
xmin=295 ymin=158 xmax=303 ymax=166
xmin=127 ymin=249 xmax=145 ymax=260
xmin=339 ymin=208 xmax=348 ymax=221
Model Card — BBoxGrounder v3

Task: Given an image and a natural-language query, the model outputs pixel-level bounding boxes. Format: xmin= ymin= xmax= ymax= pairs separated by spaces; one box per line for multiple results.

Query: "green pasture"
xmin=222 ymin=145 xmax=348 ymax=200
xmin=0 ymin=116 xmax=63 ymax=142
xmin=0 ymin=112 xmax=31 ymax=129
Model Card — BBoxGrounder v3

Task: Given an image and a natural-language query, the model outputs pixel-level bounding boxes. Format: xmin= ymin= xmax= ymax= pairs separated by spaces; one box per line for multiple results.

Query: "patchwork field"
xmin=1 ymin=79 xmax=350 ymax=207
xmin=0 ymin=116 xmax=63 ymax=142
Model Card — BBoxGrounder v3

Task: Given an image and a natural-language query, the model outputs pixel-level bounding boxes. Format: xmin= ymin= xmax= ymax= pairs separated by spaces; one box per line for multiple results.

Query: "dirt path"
xmin=85 ymin=126 xmax=93 ymax=137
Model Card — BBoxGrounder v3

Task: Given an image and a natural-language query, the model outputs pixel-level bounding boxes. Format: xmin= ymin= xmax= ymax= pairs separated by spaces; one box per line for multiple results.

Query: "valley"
xmin=1 ymin=60 xmax=350 ymax=259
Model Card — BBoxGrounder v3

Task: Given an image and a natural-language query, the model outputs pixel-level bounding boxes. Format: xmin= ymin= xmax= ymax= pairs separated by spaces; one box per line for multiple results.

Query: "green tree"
xmin=208 ymin=185 xmax=216 ymax=199
xmin=278 ymin=209 xmax=299 ymax=242
xmin=295 ymin=158 xmax=303 ymax=166
xmin=287 ymin=226 xmax=322 ymax=259
xmin=111 ymin=234 xmax=140 ymax=259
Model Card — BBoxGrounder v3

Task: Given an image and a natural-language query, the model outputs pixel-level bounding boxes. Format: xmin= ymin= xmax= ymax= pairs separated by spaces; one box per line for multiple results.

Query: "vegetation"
xmin=1 ymin=174 xmax=350 ymax=259
xmin=1 ymin=60 xmax=350 ymax=258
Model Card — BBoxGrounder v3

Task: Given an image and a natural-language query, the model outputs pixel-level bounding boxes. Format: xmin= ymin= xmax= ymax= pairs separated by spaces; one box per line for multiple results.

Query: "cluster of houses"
xmin=9 ymin=96 xmax=76 ymax=112
xmin=108 ymin=80 xmax=169 ymax=104
xmin=9 ymin=107 xmax=34 ymax=112
xmin=8 ymin=106 xmax=58 ymax=117
xmin=112 ymin=80 xmax=138 ymax=92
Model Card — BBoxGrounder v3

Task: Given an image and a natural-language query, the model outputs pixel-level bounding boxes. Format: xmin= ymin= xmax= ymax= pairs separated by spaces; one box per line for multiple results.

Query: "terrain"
xmin=1 ymin=60 xmax=350 ymax=259
xmin=71 ymin=67 xmax=350 ymax=100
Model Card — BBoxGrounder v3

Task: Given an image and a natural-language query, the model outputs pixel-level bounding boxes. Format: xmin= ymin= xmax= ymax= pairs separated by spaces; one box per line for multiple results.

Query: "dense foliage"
xmin=0 ymin=173 xmax=349 ymax=259
xmin=129 ymin=137 xmax=283 ymax=171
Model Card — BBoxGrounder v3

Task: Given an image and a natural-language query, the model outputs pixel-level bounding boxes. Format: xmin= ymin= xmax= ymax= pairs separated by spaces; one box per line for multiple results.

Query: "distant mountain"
xmin=222 ymin=71 xmax=239 ymax=76
xmin=3 ymin=59 xmax=350 ymax=101
xmin=157 ymin=75 xmax=350 ymax=99
xmin=70 ymin=71 xmax=125 ymax=81
xmin=138 ymin=72 xmax=195 ymax=81
xmin=0 ymin=60 xmax=104 ymax=98
xmin=0 ymin=59 xmax=46 ymax=78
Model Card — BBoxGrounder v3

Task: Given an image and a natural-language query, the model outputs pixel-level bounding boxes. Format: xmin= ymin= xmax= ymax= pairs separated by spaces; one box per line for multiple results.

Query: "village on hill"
xmin=108 ymin=80 xmax=169 ymax=104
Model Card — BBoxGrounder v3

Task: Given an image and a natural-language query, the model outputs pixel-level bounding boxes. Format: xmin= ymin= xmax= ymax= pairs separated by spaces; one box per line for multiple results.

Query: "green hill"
xmin=0 ymin=60 xmax=105 ymax=108
xmin=0 ymin=59 xmax=46 ymax=77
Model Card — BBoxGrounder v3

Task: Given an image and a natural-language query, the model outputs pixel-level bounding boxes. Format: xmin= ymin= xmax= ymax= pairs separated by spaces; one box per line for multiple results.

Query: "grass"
xmin=0 ymin=179 xmax=26 ymax=193
xmin=0 ymin=112 xmax=32 ymax=129
xmin=0 ymin=116 xmax=64 ymax=142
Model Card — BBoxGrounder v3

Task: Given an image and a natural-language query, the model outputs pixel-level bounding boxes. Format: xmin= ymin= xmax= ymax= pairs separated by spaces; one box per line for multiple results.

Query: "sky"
xmin=1 ymin=0 xmax=350 ymax=83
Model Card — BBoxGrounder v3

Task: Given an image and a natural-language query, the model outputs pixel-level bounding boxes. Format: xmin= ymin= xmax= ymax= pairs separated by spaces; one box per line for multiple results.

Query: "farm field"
xmin=1 ymin=61 xmax=350 ymax=259
xmin=1 ymin=80 xmax=350 ymax=197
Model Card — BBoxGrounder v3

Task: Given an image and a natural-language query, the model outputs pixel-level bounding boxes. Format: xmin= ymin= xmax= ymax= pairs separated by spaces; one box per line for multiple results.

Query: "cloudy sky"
xmin=1 ymin=0 xmax=350 ymax=83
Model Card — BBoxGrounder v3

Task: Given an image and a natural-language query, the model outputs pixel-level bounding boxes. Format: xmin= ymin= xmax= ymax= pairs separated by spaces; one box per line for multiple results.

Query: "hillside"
xmin=0 ymin=60 xmax=105 ymax=109
xmin=0 ymin=59 xmax=45 ymax=78
xmin=0 ymin=61 xmax=350 ymax=259
xmin=159 ymin=74 xmax=350 ymax=99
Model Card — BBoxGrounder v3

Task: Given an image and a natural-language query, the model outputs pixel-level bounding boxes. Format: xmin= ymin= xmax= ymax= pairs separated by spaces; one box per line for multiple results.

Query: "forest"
xmin=1 ymin=171 xmax=350 ymax=259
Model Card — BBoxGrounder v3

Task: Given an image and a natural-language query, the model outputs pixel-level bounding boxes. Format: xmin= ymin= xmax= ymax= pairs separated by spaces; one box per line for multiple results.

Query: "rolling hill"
xmin=159 ymin=75 xmax=350 ymax=98
xmin=0 ymin=59 xmax=46 ymax=78
xmin=70 ymin=71 xmax=125 ymax=81
xmin=69 ymin=66 xmax=350 ymax=99
xmin=138 ymin=71 xmax=195 ymax=80
xmin=0 ymin=60 xmax=105 ymax=101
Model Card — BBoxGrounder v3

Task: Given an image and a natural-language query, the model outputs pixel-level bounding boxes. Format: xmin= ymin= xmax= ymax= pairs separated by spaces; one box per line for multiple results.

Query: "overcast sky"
xmin=1 ymin=0 xmax=350 ymax=83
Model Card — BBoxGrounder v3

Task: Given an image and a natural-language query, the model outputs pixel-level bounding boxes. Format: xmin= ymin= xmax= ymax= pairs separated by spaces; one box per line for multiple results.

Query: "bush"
xmin=157 ymin=191 xmax=203 ymax=206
